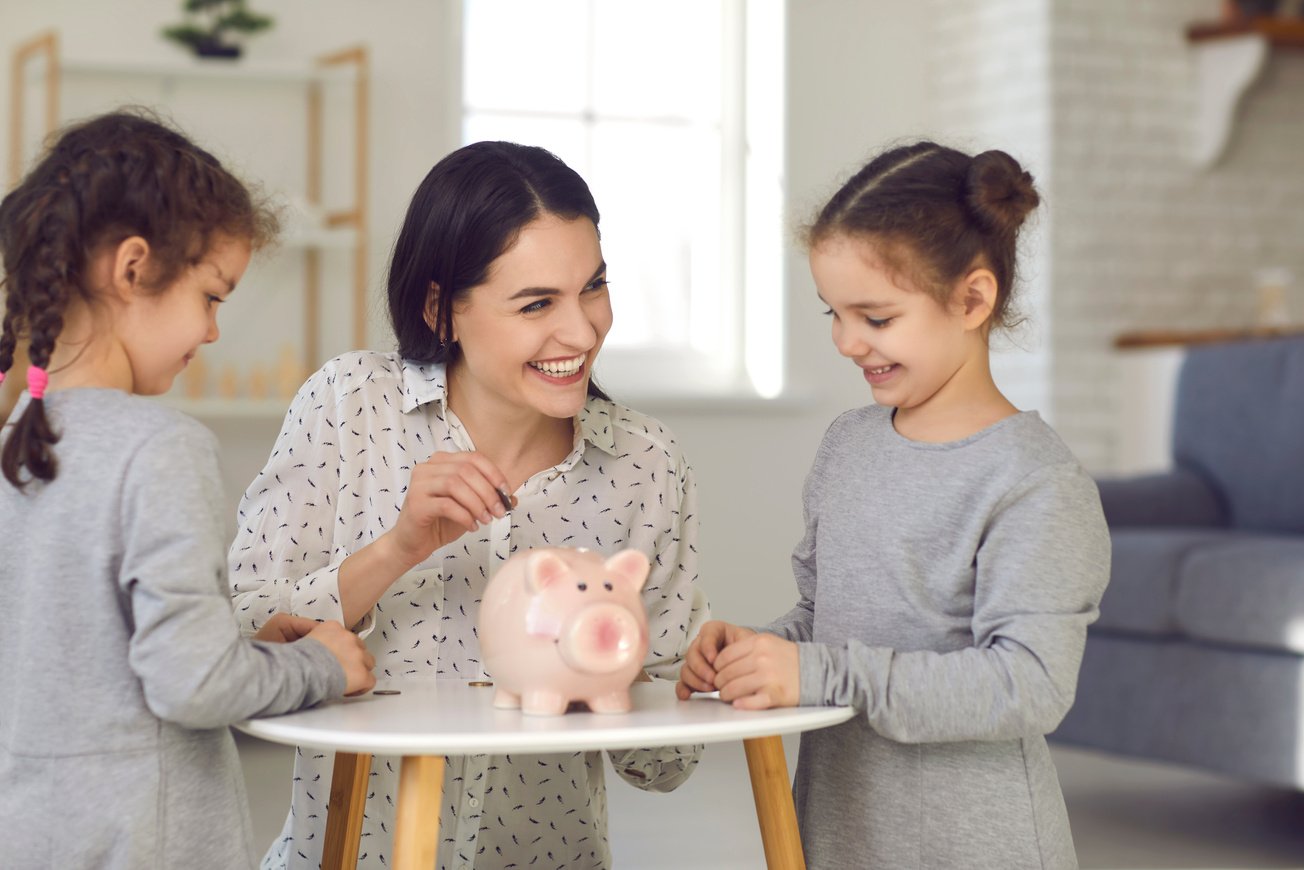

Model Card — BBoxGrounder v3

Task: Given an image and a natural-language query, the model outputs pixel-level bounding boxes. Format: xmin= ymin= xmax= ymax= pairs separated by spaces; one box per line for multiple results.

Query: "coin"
xmin=468 ymin=680 xmax=493 ymax=687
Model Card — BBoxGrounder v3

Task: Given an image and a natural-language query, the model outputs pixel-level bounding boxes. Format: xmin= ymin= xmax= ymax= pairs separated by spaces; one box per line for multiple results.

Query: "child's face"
xmin=810 ymin=235 xmax=970 ymax=412
xmin=119 ymin=234 xmax=251 ymax=395
xmin=447 ymin=213 xmax=612 ymax=421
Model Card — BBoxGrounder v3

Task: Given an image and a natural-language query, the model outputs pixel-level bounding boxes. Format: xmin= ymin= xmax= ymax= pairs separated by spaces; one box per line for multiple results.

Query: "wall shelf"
xmin=1186 ymin=16 xmax=1304 ymax=168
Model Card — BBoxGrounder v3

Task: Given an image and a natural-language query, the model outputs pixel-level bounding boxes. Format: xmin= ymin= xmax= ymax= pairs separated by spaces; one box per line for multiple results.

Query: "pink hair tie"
xmin=26 ymin=365 xmax=49 ymax=400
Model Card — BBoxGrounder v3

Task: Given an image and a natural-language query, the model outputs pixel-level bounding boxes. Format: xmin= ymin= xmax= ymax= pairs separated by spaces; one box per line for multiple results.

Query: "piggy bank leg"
xmin=586 ymin=690 xmax=633 ymax=714
xmin=521 ymin=690 xmax=570 ymax=716
xmin=493 ymin=687 xmax=521 ymax=710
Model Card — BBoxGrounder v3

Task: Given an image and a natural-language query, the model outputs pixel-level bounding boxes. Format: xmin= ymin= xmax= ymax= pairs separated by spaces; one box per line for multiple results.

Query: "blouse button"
xmin=468 ymin=797 xmax=480 ymax=807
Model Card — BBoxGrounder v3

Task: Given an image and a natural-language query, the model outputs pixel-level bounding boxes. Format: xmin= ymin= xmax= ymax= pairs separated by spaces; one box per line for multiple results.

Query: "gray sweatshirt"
xmin=765 ymin=405 xmax=1110 ymax=870
xmin=0 ymin=390 xmax=345 ymax=870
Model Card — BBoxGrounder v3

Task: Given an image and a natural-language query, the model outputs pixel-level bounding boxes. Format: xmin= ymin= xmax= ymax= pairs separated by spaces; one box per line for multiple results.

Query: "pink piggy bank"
xmin=479 ymin=547 xmax=650 ymax=716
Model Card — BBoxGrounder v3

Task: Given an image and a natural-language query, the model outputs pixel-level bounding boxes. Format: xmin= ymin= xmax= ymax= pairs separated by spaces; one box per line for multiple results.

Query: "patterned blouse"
xmin=229 ymin=351 xmax=708 ymax=870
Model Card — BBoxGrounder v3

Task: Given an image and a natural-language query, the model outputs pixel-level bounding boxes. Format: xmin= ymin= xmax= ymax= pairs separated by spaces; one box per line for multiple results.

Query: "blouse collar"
xmin=397 ymin=357 xmax=618 ymax=457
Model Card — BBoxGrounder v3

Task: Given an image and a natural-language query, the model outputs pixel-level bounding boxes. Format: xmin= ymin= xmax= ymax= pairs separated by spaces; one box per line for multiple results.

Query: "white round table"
xmin=237 ymin=678 xmax=854 ymax=870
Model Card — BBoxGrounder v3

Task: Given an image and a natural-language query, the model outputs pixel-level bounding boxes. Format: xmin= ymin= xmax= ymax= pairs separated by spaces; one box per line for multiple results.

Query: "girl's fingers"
xmin=710 ymin=635 xmax=755 ymax=674
xmin=731 ymin=690 xmax=775 ymax=711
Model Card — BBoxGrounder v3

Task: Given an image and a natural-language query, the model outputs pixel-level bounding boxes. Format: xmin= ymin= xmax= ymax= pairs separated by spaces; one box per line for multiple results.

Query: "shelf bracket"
xmin=1190 ymin=32 xmax=1268 ymax=168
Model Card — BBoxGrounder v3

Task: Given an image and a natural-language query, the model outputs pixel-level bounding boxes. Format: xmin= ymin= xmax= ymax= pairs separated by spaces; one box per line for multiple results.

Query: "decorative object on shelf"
xmin=1186 ymin=3 xmax=1304 ymax=167
xmin=161 ymin=0 xmax=274 ymax=60
xmin=183 ymin=352 xmax=208 ymax=399
xmin=275 ymin=344 xmax=306 ymax=399
xmin=1255 ymin=267 xmax=1295 ymax=328
xmin=247 ymin=363 xmax=270 ymax=399
xmin=217 ymin=364 xmax=240 ymax=399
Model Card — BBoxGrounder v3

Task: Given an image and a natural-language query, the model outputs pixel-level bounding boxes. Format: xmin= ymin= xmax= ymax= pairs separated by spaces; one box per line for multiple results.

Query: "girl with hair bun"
xmin=678 ymin=142 xmax=1110 ymax=869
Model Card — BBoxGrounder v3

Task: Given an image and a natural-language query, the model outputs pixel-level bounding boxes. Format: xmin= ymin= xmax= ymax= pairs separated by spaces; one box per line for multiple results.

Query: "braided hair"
xmin=0 ymin=108 xmax=277 ymax=489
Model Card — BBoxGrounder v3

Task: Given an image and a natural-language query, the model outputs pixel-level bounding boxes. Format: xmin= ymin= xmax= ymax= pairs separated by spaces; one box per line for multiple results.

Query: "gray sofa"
xmin=1053 ymin=334 xmax=1304 ymax=789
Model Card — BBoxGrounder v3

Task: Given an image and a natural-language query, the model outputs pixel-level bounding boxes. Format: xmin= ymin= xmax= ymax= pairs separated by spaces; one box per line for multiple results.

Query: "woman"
xmin=229 ymin=141 xmax=706 ymax=870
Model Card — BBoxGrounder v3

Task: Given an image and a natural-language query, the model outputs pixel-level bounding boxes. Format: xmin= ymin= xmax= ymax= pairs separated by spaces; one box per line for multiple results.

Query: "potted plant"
xmin=161 ymin=0 xmax=274 ymax=60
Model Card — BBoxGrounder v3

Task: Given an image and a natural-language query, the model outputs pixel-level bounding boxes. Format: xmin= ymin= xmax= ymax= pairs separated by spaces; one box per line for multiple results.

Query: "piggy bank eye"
xmin=603 ymin=581 xmax=614 ymax=591
xmin=577 ymin=582 xmax=588 ymax=591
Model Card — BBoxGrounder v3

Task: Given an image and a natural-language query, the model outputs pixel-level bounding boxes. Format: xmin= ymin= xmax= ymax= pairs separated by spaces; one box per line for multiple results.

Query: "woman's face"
xmin=446 ymin=213 xmax=612 ymax=420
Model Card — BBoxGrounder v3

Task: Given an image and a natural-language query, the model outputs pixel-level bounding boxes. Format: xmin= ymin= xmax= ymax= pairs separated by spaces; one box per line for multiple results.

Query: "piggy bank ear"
xmin=603 ymin=549 xmax=650 ymax=592
xmin=526 ymin=551 xmax=570 ymax=593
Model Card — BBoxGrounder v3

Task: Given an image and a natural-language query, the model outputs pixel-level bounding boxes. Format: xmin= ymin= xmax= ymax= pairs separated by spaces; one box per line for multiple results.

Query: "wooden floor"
xmin=237 ymin=733 xmax=1304 ymax=869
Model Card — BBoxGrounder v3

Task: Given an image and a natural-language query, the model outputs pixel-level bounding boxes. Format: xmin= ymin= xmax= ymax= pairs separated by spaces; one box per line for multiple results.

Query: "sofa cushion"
xmin=1096 ymin=528 xmax=1240 ymax=636
xmin=1174 ymin=535 xmax=1304 ymax=655
xmin=1173 ymin=336 xmax=1304 ymax=534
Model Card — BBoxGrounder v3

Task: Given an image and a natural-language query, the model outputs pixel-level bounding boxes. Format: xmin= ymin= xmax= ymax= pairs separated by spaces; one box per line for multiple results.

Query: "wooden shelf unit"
xmin=2 ymin=31 xmax=370 ymax=420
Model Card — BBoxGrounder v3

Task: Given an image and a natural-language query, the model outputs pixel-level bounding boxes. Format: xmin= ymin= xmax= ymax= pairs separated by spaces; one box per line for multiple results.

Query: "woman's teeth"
xmin=868 ymin=364 xmax=893 ymax=374
xmin=529 ymin=354 xmax=586 ymax=377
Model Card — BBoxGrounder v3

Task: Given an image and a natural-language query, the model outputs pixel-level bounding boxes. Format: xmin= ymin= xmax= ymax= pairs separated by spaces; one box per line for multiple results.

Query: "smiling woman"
xmin=228 ymin=140 xmax=710 ymax=870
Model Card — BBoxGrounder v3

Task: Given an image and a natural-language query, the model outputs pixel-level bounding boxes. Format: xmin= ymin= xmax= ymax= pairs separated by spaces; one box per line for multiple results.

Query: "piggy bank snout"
xmin=556 ymin=603 xmax=643 ymax=675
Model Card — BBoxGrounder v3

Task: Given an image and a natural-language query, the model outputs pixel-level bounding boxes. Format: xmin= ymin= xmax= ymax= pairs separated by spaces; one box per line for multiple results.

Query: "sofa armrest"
xmin=1094 ymin=468 xmax=1225 ymax=528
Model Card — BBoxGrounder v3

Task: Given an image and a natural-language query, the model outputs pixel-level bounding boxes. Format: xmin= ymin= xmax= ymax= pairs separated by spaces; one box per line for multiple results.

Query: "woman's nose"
xmin=557 ymin=300 xmax=598 ymax=348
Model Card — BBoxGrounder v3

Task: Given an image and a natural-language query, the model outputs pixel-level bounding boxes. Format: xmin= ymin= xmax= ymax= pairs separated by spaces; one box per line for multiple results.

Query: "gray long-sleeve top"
xmin=0 ymin=390 xmax=344 ymax=870
xmin=764 ymin=405 xmax=1110 ymax=870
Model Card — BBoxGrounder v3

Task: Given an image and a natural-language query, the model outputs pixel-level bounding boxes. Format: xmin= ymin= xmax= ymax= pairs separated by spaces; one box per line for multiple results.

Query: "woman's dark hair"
xmin=806 ymin=141 xmax=1040 ymax=330
xmin=0 ymin=108 xmax=277 ymax=489
xmin=387 ymin=140 xmax=609 ymax=401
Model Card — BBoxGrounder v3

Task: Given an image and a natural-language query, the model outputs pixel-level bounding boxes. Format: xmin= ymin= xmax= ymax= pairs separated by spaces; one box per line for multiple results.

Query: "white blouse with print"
xmin=229 ymin=351 xmax=708 ymax=870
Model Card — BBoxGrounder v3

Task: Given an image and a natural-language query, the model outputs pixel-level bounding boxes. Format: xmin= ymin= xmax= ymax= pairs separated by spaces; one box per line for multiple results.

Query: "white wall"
xmin=1 ymin=0 xmax=936 ymax=626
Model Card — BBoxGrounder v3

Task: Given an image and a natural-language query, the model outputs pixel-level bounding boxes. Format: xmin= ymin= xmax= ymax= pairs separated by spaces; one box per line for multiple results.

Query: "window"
xmin=461 ymin=0 xmax=785 ymax=398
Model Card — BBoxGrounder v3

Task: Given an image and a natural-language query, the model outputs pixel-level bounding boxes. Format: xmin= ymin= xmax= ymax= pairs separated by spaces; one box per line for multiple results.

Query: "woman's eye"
xmin=867 ymin=317 xmax=893 ymax=328
xmin=520 ymin=299 xmax=550 ymax=314
xmin=584 ymin=277 xmax=609 ymax=293
xmin=206 ymin=294 xmax=223 ymax=307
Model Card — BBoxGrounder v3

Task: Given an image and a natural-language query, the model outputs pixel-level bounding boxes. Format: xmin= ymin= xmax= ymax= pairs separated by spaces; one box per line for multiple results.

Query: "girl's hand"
xmin=388 ymin=451 xmax=513 ymax=569
xmin=710 ymin=633 xmax=800 ymax=710
xmin=305 ymin=621 xmax=377 ymax=696
xmin=675 ymin=621 xmax=756 ymax=699
xmin=252 ymin=612 xmax=321 ymax=643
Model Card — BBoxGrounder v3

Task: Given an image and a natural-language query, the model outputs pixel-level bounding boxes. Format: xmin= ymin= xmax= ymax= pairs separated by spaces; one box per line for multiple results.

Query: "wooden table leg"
xmin=321 ymin=751 xmax=372 ymax=870
xmin=391 ymin=754 xmax=445 ymax=870
xmin=743 ymin=735 xmax=806 ymax=870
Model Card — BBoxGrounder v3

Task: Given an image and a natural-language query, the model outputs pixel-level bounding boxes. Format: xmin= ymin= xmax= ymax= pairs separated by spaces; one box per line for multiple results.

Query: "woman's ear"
xmin=423 ymin=281 xmax=458 ymax=343
xmin=109 ymin=236 xmax=152 ymax=301
xmin=956 ymin=267 xmax=998 ymax=331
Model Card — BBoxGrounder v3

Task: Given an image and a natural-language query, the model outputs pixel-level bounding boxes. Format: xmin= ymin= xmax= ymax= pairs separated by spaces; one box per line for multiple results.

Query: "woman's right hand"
xmin=306 ymin=621 xmax=377 ymax=696
xmin=388 ymin=451 xmax=514 ymax=569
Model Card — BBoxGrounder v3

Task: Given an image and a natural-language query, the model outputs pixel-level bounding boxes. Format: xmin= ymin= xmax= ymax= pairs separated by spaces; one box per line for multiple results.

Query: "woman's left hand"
xmin=711 ymin=633 xmax=801 ymax=710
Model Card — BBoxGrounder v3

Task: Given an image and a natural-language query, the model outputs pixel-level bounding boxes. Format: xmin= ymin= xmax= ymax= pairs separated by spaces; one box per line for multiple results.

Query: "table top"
xmin=235 ymin=679 xmax=855 ymax=756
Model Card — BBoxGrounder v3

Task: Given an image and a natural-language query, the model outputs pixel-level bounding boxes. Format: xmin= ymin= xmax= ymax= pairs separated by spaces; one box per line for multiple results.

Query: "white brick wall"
xmin=932 ymin=0 xmax=1304 ymax=472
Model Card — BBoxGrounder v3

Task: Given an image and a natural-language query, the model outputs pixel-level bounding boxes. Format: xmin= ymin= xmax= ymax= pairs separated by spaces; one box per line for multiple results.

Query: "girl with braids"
xmin=677 ymin=142 xmax=1111 ymax=869
xmin=0 ymin=110 xmax=375 ymax=870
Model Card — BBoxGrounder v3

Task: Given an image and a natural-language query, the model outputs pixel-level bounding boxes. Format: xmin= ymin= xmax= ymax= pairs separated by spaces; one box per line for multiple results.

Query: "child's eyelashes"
xmin=206 ymin=293 xmax=225 ymax=307
xmin=821 ymin=307 xmax=892 ymax=328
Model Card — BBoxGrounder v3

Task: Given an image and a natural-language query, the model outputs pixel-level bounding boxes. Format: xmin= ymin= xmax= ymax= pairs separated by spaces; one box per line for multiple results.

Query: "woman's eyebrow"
xmin=508 ymin=262 xmax=606 ymax=300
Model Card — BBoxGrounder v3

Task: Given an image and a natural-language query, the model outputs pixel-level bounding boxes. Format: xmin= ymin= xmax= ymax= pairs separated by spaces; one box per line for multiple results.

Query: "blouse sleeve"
xmin=607 ymin=449 xmax=708 ymax=792
xmin=796 ymin=462 xmax=1112 ymax=743
xmin=228 ymin=364 xmax=365 ymax=634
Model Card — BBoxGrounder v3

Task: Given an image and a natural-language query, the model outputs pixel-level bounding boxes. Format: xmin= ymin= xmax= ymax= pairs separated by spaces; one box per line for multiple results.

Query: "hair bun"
xmin=964 ymin=150 xmax=1039 ymax=235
